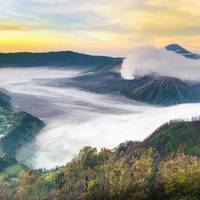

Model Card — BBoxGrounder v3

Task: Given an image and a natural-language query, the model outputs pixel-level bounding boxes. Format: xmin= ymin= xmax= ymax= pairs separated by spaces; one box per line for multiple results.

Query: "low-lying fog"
xmin=1 ymin=67 xmax=200 ymax=169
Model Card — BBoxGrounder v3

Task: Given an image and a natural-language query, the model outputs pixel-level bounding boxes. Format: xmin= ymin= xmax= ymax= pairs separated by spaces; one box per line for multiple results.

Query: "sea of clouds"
xmin=0 ymin=65 xmax=200 ymax=169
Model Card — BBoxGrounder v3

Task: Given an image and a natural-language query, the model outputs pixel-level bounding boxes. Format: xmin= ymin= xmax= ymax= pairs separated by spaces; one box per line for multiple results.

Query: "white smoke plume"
xmin=121 ymin=46 xmax=200 ymax=81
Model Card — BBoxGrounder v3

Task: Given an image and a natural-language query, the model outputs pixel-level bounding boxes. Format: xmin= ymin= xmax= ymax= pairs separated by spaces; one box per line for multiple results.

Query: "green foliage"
xmin=15 ymin=170 xmax=46 ymax=200
xmin=48 ymin=147 xmax=155 ymax=200
xmin=2 ymin=120 xmax=200 ymax=199
xmin=3 ymin=148 xmax=200 ymax=200
xmin=0 ymin=164 xmax=26 ymax=200
xmin=158 ymin=154 xmax=200 ymax=200
xmin=144 ymin=120 xmax=200 ymax=157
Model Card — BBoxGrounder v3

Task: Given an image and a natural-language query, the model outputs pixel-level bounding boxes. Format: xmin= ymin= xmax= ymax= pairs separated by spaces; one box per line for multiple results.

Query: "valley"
xmin=0 ymin=66 xmax=200 ymax=169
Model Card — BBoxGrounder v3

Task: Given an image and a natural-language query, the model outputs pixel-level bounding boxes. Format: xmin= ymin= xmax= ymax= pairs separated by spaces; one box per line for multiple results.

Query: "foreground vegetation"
xmin=1 ymin=119 xmax=200 ymax=200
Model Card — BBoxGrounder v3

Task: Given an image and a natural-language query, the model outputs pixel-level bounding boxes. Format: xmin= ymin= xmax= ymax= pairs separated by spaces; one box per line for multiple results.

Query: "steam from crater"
xmin=121 ymin=46 xmax=200 ymax=81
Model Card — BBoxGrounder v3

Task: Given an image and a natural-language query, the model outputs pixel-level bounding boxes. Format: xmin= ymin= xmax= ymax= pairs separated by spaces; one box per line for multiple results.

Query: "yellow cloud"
xmin=0 ymin=30 xmax=130 ymax=55
xmin=0 ymin=21 xmax=28 ymax=31
xmin=1 ymin=0 xmax=200 ymax=53
xmin=154 ymin=35 xmax=200 ymax=51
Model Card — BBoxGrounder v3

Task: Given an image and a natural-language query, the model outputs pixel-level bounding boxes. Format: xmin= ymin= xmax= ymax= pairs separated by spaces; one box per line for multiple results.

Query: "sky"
xmin=1 ymin=0 xmax=200 ymax=55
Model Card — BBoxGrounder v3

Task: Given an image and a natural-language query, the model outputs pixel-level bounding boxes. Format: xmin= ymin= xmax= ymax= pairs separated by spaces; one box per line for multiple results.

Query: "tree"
xmin=107 ymin=148 xmax=155 ymax=200
xmin=158 ymin=154 xmax=200 ymax=199
xmin=15 ymin=170 xmax=46 ymax=200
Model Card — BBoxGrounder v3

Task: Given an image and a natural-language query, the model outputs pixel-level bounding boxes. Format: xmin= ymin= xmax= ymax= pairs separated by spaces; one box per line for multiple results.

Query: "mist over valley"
xmin=0 ymin=64 xmax=200 ymax=169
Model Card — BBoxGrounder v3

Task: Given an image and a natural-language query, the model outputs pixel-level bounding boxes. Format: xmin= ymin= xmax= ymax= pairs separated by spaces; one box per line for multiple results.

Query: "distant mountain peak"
xmin=165 ymin=44 xmax=190 ymax=54
xmin=165 ymin=43 xmax=200 ymax=59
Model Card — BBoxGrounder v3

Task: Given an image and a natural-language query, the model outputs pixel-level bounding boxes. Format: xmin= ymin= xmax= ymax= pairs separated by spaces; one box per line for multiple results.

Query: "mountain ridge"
xmin=0 ymin=51 xmax=123 ymax=68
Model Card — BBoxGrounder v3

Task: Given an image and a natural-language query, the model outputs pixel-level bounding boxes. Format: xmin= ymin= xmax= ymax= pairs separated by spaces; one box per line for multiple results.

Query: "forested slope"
xmin=1 ymin=119 xmax=200 ymax=200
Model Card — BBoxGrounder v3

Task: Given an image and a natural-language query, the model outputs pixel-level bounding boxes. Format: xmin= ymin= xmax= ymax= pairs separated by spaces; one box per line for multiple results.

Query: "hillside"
xmin=0 ymin=93 xmax=45 ymax=171
xmin=142 ymin=119 xmax=200 ymax=157
xmin=59 ymin=72 xmax=150 ymax=94
xmin=125 ymin=76 xmax=200 ymax=105
xmin=116 ymin=119 xmax=200 ymax=158
xmin=0 ymin=109 xmax=44 ymax=170
xmin=64 ymin=72 xmax=200 ymax=105
xmin=0 ymin=92 xmax=11 ymax=110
